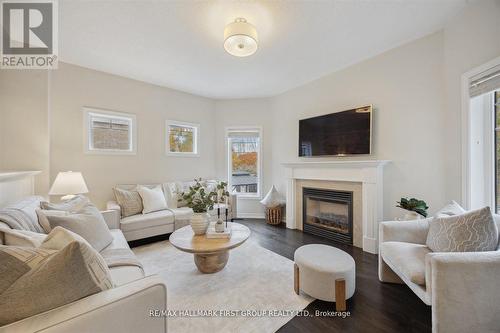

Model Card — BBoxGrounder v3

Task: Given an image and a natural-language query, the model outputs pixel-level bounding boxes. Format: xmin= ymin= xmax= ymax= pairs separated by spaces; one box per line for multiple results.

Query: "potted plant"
xmin=180 ymin=178 xmax=222 ymax=235
xmin=396 ymin=197 xmax=429 ymax=220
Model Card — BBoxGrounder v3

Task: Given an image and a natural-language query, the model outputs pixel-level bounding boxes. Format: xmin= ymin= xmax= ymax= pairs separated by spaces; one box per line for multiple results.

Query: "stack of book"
xmin=206 ymin=223 xmax=232 ymax=239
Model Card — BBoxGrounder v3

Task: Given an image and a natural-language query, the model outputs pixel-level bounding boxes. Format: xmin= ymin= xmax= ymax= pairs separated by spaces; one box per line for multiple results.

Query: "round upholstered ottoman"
xmin=294 ymin=244 xmax=355 ymax=311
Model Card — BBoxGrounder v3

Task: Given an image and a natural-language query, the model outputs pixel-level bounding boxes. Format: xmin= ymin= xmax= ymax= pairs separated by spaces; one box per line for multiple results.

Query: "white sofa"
xmin=0 ymin=197 xmax=167 ymax=333
xmin=379 ymin=217 xmax=500 ymax=333
xmin=108 ymin=180 xmax=237 ymax=241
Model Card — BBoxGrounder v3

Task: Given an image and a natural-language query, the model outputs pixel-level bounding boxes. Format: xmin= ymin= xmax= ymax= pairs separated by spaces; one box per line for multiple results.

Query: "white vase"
xmin=190 ymin=212 xmax=210 ymax=235
xmin=403 ymin=211 xmax=421 ymax=221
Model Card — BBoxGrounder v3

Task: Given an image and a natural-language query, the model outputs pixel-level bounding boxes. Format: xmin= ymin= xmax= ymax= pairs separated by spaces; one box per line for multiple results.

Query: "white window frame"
xmin=83 ymin=107 xmax=137 ymax=155
xmin=225 ymin=126 xmax=263 ymax=199
xmin=165 ymin=120 xmax=200 ymax=157
xmin=461 ymin=56 xmax=500 ymax=209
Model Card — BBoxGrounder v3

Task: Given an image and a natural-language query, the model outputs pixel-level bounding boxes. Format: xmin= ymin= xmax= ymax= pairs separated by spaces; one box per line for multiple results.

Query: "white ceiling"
xmin=59 ymin=0 xmax=468 ymax=99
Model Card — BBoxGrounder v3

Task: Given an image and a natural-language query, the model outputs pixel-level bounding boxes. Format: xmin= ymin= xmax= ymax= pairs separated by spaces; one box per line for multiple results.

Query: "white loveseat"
xmin=0 ymin=197 xmax=167 ymax=333
xmin=379 ymin=217 xmax=500 ymax=333
xmin=108 ymin=180 xmax=237 ymax=241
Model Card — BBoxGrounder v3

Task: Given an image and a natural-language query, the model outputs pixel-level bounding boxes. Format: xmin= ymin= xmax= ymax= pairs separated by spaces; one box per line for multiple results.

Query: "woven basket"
xmin=265 ymin=206 xmax=282 ymax=225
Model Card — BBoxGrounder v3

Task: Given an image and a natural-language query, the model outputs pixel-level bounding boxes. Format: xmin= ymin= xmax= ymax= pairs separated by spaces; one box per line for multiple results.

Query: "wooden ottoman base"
xmin=294 ymin=263 xmax=347 ymax=311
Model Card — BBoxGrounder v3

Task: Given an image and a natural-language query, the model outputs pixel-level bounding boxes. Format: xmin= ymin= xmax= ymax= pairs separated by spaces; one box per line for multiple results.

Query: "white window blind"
xmin=470 ymin=65 xmax=500 ymax=97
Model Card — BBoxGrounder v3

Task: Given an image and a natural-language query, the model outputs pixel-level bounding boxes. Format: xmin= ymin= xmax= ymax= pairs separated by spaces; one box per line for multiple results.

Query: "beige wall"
xmin=270 ymin=32 xmax=447 ymax=220
xmin=0 ymin=70 xmax=50 ymax=195
xmin=442 ymin=0 xmax=500 ymax=204
xmin=214 ymin=98 xmax=273 ymax=217
xmin=49 ymin=63 xmax=216 ymax=209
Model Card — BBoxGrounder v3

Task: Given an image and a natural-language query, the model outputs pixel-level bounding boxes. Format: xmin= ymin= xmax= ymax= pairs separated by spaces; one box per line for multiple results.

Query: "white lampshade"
xmin=49 ymin=171 xmax=89 ymax=196
xmin=224 ymin=18 xmax=258 ymax=57
xmin=260 ymin=185 xmax=284 ymax=208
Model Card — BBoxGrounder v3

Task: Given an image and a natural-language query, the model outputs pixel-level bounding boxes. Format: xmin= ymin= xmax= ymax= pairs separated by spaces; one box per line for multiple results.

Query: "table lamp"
xmin=49 ymin=171 xmax=89 ymax=200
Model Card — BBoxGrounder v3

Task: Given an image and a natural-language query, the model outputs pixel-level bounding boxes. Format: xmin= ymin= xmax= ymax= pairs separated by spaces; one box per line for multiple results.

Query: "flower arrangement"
xmin=181 ymin=178 xmax=229 ymax=213
xmin=396 ymin=197 xmax=429 ymax=218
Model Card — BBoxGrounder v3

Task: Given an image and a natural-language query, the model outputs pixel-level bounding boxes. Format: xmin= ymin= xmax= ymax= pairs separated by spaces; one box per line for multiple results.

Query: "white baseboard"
xmin=363 ymin=236 xmax=377 ymax=254
xmin=237 ymin=213 xmax=265 ymax=219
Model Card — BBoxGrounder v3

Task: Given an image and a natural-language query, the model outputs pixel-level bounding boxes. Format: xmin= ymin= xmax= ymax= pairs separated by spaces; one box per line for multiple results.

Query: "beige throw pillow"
xmin=426 ymin=207 xmax=498 ymax=252
xmin=36 ymin=208 xmax=68 ymax=233
xmin=45 ymin=204 xmax=113 ymax=251
xmin=113 ymin=188 xmax=143 ymax=217
xmin=435 ymin=200 xmax=466 ymax=217
xmin=1 ymin=229 xmax=47 ymax=247
xmin=0 ymin=242 xmax=113 ymax=326
xmin=137 ymin=185 xmax=168 ymax=214
xmin=40 ymin=226 xmax=91 ymax=250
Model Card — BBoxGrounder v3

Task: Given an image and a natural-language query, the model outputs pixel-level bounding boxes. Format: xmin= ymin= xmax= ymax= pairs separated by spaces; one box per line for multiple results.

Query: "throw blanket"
xmin=0 ymin=209 xmax=44 ymax=233
xmin=100 ymin=248 xmax=143 ymax=270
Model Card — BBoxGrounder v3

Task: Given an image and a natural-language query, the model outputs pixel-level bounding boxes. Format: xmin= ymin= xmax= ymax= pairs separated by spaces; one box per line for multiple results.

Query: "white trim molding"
xmin=461 ymin=56 xmax=500 ymax=209
xmin=282 ymin=160 xmax=389 ymax=254
xmin=165 ymin=120 xmax=200 ymax=157
xmin=0 ymin=171 xmax=41 ymax=208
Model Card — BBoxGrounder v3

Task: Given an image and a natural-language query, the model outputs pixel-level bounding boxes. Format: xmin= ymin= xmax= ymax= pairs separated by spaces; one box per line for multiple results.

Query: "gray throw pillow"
xmin=426 ymin=207 xmax=499 ymax=252
xmin=113 ymin=188 xmax=143 ymax=217
xmin=0 ymin=242 xmax=113 ymax=326
xmin=40 ymin=195 xmax=90 ymax=212
xmin=45 ymin=204 xmax=113 ymax=251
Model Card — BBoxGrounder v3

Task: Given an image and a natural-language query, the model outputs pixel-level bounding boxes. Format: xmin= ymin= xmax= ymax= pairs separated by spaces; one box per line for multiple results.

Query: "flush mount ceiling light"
xmin=224 ymin=18 xmax=258 ymax=57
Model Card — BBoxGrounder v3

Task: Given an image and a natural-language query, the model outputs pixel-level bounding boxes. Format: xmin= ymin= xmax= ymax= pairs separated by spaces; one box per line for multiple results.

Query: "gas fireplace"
xmin=302 ymin=187 xmax=353 ymax=244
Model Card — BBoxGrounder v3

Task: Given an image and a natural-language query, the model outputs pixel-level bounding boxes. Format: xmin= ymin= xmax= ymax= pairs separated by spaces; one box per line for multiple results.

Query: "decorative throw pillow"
xmin=137 ymin=185 xmax=168 ymax=214
xmin=40 ymin=226 xmax=91 ymax=250
xmin=162 ymin=182 xmax=179 ymax=208
xmin=40 ymin=195 xmax=90 ymax=212
xmin=44 ymin=204 xmax=113 ymax=252
xmin=1 ymin=228 xmax=47 ymax=247
xmin=0 ymin=242 xmax=113 ymax=326
xmin=435 ymin=200 xmax=466 ymax=217
xmin=113 ymin=188 xmax=143 ymax=217
xmin=35 ymin=208 xmax=68 ymax=233
xmin=426 ymin=206 xmax=499 ymax=252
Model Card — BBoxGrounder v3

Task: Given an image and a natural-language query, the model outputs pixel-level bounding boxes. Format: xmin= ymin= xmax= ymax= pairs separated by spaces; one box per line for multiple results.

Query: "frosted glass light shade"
xmin=224 ymin=18 xmax=258 ymax=57
xmin=260 ymin=185 xmax=284 ymax=208
xmin=49 ymin=171 xmax=89 ymax=196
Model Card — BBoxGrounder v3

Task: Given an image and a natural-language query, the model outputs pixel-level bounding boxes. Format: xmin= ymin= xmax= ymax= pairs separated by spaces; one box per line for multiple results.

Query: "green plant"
xmin=180 ymin=178 xmax=229 ymax=213
xmin=396 ymin=197 xmax=429 ymax=217
xmin=215 ymin=181 xmax=230 ymax=203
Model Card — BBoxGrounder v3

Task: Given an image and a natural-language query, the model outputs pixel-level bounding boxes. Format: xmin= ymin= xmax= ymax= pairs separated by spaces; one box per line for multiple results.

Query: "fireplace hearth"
xmin=302 ymin=187 xmax=353 ymax=244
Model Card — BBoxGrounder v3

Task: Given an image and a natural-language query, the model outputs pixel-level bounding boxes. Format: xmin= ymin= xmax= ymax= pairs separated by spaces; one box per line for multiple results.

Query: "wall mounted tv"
xmin=299 ymin=105 xmax=372 ymax=157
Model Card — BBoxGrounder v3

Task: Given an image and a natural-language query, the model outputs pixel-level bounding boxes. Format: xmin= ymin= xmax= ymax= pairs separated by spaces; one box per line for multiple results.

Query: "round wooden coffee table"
xmin=169 ymin=222 xmax=250 ymax=273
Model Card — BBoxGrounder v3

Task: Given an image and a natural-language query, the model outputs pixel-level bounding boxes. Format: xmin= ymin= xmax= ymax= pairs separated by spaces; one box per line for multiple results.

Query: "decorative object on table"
xmin=49 ymin=171 xmax=89 ymax=201
xmin=215 ymin=207 xmax=225 ymax=232
xmin=206 ymin=222 xmax=232 ymax=239
xmin=181 ymin=178 xmax=219 ymax=235
xmin=260 ymin=185 xmax=285 ymax=225
xmin=396 ymin=197 xmax=428 ymax=220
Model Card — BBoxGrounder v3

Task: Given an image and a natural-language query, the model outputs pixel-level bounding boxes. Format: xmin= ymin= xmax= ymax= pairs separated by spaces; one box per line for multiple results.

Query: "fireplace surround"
xmin=282 ymin=160 xmax=389 ymax=254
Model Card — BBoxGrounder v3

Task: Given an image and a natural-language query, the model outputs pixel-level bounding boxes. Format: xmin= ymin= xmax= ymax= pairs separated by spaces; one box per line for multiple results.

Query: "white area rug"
xmin=133 ymin=239 xmax=313 ymax=333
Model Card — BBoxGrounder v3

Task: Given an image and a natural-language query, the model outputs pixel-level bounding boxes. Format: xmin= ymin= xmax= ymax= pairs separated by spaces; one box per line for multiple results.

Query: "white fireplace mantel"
xmin=282 ymin=160 xmax=390 ymax=254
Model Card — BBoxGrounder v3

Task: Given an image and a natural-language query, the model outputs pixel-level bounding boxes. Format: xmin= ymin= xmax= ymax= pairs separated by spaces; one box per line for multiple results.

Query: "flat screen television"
xmin=299 ymin=105 xmax=372 ymax=157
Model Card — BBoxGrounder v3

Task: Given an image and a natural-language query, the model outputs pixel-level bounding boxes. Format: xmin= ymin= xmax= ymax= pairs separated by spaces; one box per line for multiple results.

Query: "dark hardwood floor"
xmin=238 ymin=219 xmax=431 ymax=333
xmin=129 ymin=219 xmax=431 ymax=333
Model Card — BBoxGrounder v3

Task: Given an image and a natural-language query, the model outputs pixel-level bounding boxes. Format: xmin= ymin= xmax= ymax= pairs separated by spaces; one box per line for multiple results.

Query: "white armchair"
xmin=379 ymin=218 xmax=500 ymax=333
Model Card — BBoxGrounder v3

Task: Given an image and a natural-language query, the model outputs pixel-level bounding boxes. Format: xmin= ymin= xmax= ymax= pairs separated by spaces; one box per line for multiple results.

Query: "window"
xmin=166 ymin=120 xmax=199 ymax=156
xmin=84 ymin=108 xmax=136 ymax=154
xmin=226 ymin=127 xmax=262 ymax=198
